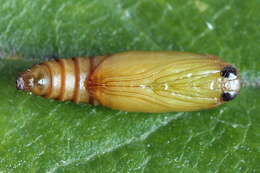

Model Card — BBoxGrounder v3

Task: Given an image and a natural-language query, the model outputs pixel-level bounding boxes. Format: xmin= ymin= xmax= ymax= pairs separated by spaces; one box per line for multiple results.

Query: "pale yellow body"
xmin=17 ymin=51 xmax=240 ymax=113
xmin=90 ymin=51 xmax=229 ymax=112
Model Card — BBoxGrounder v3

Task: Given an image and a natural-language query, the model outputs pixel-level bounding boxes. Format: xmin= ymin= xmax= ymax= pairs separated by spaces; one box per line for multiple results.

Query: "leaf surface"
xmin=0 ymin=0 xmax=259 ymax=172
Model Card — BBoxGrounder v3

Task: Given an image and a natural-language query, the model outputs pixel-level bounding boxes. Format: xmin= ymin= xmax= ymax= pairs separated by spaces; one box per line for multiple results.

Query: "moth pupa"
xmin=16 ymin=51 xmax=241 ymax=113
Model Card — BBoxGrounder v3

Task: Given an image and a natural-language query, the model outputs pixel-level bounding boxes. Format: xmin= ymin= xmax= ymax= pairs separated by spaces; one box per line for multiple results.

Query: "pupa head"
xmin=220 ymin=65 xmax=241 ymax=102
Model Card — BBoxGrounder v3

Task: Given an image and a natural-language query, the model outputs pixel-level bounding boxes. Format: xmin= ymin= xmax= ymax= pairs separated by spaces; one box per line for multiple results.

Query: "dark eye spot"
xmin=221 ymin=66 xmax=237 ymax=78
xmin=221 ymin=92 xmax=237 ymax=102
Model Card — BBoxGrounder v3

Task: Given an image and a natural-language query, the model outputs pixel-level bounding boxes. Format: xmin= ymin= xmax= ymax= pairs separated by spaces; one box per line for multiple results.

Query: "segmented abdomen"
xmin=43 ymin=58 xmax=91 ymax=103
xmin=17 ymin=56 xmax=107 ymax=104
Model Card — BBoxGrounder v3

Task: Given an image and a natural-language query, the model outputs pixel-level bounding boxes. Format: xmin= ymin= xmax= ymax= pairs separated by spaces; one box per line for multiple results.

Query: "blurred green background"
xmin=0 ymin=0 xmax=259 ymax=172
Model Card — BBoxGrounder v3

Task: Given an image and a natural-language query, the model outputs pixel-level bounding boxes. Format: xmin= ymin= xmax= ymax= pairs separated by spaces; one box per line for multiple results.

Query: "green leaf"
xmin=0 ymin=0 xmax=259 ymax=172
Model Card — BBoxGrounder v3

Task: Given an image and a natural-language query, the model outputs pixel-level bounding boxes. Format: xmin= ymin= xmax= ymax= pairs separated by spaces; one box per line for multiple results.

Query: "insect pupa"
xmin=16 ymin=51 xmax=241 ymax=113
